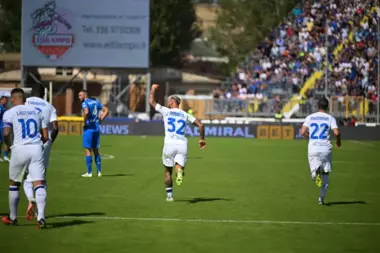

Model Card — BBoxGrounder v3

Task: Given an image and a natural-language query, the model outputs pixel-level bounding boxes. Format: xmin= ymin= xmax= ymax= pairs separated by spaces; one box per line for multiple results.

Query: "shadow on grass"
xmin=48 ymin=220 xmax=94 ymax=229
xmin=325 ymin=201 xmax=366 ymax=206
xmin=47 ymin=212 xmax=106 ymax=219
xmin=101 ymin=173 xmax=134 ymax=177
xmin=176 ymin=197 xmax=233 ymax=204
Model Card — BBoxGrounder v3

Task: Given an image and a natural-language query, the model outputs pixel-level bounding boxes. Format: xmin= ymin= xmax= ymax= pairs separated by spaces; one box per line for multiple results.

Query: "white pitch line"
xmin=53 ymin=216 xmax=380 ymax=226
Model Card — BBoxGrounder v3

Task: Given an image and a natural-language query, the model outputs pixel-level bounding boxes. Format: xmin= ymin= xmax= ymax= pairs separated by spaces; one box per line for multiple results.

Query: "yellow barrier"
xmin=58 ymin=116 xmax=83 ymax=121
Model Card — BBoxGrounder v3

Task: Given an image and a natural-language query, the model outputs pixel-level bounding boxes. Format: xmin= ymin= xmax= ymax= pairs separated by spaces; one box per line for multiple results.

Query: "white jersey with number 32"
xmin=2 ymin=105 xmax=47 ymax=148
xmin=155 ymin=104 xmax=196 ymax=144
xmin=303 ymin=112 xmax=338 ymax=153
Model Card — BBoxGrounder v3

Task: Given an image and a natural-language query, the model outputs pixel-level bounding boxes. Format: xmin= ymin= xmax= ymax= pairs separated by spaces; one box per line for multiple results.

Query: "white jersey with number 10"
xmin=155 ymin=104 xmax=196 ymax=144
xmin=303 ymin=112 xmax=338 ymax=153
xmin=2 ymin=105 xmax=47 ymax=148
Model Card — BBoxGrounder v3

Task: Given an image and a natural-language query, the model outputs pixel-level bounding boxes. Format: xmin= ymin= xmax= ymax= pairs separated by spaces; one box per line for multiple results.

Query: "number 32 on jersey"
xmin=167 ymin=117 xmax=186 ymax=135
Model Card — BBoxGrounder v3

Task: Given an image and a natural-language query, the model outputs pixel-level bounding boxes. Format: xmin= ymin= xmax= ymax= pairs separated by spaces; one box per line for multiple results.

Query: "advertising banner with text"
xmin=22 ymin=0 xmax=149 ymax=68
xmin=58 ymin=120 xmax=380 ymax=141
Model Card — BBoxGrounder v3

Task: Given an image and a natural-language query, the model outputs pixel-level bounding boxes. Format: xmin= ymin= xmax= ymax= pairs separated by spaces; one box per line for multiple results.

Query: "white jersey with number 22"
xmin=155 ymin=104 xmax=196 ymax=144
xmin=2 ymin=105 xmax=47 ymax=148
xmin=303 ymin=112 xmax=338 ymax=153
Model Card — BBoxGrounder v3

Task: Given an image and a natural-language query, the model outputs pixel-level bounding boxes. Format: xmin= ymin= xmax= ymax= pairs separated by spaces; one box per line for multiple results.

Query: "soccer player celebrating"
xmin=149 ymin=84 xmax=206 ymax=202
xmin=1 ymin=88 xmax=49 ymax=228
xmin=0 ymin=96 xmax=11 ymax=162
xmin=79 ymin=90 xmax=109 ymax=177
xmin=300 ymin=98 xmax=341 ymax=205
xmin=23 ymin=86 xmax=59 ymax=221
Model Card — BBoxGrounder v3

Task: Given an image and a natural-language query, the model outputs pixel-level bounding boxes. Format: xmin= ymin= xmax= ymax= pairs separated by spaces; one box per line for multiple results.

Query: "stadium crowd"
xmin=216 ymin=0 xmax=379 ymax=113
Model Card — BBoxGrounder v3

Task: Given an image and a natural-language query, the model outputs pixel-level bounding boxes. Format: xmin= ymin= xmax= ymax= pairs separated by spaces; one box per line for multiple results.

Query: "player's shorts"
xmin=162 ymin=143 xmax=187 ymax=167
xmin=25 ymin=140 xmax=52 ymax=182
xmin=83 ymin=129 xmax=100 ymax=149
xmin=308 ymin=152 xmax=332 ymax=174
xmin=10 ymin=144 xmax=45 ymax=182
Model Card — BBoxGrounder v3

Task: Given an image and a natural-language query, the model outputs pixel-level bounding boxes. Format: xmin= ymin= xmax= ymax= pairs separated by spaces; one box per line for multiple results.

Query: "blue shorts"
xmin=83 ymin=129 xmax=100 ymax=149
xmin=0 ymin=127 xmax=3 ymax=142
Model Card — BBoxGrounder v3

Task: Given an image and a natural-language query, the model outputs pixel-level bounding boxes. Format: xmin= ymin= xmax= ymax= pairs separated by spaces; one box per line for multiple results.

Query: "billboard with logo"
xmin=21 ymin=0 xmax=149 ymax=68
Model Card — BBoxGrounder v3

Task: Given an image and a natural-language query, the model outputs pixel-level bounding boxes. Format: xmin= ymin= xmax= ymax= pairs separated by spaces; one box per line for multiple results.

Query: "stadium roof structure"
xmin=187 ymin=38 xmax=228 ymax=63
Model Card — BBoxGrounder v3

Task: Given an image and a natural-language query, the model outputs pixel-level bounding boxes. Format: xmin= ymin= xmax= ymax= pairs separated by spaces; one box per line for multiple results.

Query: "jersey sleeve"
xmin=330 ymin=116 xmax=338 ymax=129
xmin=50 ymin=105 xmax=58 ymax=122
xmin=155 ymin=104 xmax=169 ymax=116
xmin=81 ymin=102 xmax=88 ymax=110
xmin=97 ymin=102 xmax=104 ymax=111
xmin=2 ymin=111 xmax=13 ymax=128
xmin=186 ymin=113 xmax=196 ymax=124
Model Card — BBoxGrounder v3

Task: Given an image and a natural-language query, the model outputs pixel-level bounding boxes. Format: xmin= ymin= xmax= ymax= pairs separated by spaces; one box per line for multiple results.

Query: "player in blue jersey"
xmin=0 ymin=96 xmax=11 ymax=162
xmin=78 ymin=90 xmax=109 ymax=177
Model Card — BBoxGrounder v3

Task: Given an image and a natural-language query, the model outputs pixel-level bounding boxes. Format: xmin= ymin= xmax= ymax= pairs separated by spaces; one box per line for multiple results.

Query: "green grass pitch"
xmin=0 ymin=136 xmax=379 ymax=253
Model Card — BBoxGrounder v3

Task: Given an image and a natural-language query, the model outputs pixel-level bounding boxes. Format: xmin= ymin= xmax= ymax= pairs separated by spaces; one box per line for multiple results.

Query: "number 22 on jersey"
xmin=310 ymin=123 xmax=328 ymax=140
xmin=167 ymin=117 xmax=186 ymax=135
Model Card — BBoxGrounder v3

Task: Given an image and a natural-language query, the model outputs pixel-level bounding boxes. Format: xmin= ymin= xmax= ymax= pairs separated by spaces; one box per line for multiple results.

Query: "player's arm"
xmin=331 ymin=117 xmax=341 ymax=147
xmin=300 ymin=125 xmax=309 ymax=138
xmin=100 ymin=105 xmax=109 ymax=121
xmin=2 ymin=112 xmax=12 ymax=147
xmin=191 ymin=117 xmax=206 ymax=150
xmin=82 ymin=102 xmax=89 ymax=124
xmin=49 ymin=106 xmax=59 ymax=143
xmin=148 ymin=84 xmax=159 ymax=108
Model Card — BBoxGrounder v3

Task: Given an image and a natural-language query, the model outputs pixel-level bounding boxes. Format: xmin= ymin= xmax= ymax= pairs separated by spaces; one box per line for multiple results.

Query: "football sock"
xmin=4 ymin=150 xmax=9 ymax=157
xmin=320 ymin=174 xmax=329 ymax=200
xmin=35 ymin=185 xmax=47 ymax=221
xmin=95 ymin=154 xmax=101 ymax=173
xmin=86 ymin=156 xmax=93 ymax=174
xmin=9 ymin=186 xmax=20 ymax=221
xmin=166 ymin=187 xmax=173 ymax=198
xmin=23 ymin=181 xmax=35 ymax=202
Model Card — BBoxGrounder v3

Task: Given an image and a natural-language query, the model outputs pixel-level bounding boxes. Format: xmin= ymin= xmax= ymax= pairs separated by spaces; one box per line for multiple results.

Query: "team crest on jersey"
xmin=31 ymin=1 xmax=74 ymax=60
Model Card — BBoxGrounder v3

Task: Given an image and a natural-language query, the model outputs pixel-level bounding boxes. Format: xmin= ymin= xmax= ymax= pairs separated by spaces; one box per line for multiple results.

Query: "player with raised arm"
xmin=1 ymin=88 xmax=49 ymax=229
xmin=0 ymin=96 xmax=11 ymax=162
xmin=300 ymin=98 xmax=341 ymax=205
xmin=79 ymin=90 xmax=109 ymax=177
xmin=23 ymin=87 xmax=59 ymax=221
xmin=149 ymin=84 xmax=206 ymax=202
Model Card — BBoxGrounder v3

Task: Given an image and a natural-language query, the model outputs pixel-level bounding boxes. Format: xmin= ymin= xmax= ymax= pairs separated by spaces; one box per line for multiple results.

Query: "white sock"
xmin=23 ymin=181 xmax=35 ymax=202
xmin=166 ymin=187 xmax=173 ymax=198
xmin=9 ymin=186 xmax=20 ymax=220
xmin=35 ymin=186 xmax=47 ymax=221
xmin=320 ymin=174 xmax=329 ymax=200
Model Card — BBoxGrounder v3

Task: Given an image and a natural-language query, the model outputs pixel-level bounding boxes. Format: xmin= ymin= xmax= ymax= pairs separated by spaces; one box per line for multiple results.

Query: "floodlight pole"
xmin=146 ymin=71 xmax=151 ymax=114
xmin=20 ymin=66 xmax=25 ymax=87
xmin=83 ymin=70 xmax=88 ymax=90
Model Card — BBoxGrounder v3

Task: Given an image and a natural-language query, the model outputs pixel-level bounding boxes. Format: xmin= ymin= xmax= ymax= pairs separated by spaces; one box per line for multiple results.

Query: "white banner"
xmin=21 ymin=0 xmax=149 ymax=68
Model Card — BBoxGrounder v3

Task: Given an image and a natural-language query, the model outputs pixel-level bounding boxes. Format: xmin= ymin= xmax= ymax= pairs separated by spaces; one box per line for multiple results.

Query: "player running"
xmin=1 ymin=88 xmax=49 ymax=229
xmin=79 ymin=90 xmax=109 ymax=177
xmin=23 ymin=87 xmax=59 ymax=221
xmin=0 ymin=96 xmax=11 ymax=162
xmin=149 ymin=84 xmax=206 ymax=202
xmin=300 ymin=98 xmax=341 ymax=205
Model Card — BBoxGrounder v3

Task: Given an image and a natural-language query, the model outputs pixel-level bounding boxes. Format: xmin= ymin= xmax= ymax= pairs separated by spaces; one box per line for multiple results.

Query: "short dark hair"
xmin=31 ymin=84 xmax=45 ymax=98
xmin=11 ymin=88 xmax=26 ymax=102
xmin=317 ymin=98 xmax=329 ymax=111
xmin=80 ymin=90 xmax=88 ymax=94
xmin=0 ymin=96 xmax=8 ymax=100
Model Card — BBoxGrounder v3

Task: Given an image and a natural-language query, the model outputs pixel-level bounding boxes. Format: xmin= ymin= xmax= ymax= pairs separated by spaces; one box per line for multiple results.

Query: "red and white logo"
xmin=31 ymin=1 xmax=74 ymax=60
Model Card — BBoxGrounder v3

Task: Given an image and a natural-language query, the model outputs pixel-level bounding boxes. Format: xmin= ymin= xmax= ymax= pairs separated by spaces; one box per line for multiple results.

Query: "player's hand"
xmin=336 ymin=141 xmax=341 ymax=148
xmin=199 ymin=140 xmax=206 ymax=150
xmin=151 ymin=84 xmax=159 ymax=90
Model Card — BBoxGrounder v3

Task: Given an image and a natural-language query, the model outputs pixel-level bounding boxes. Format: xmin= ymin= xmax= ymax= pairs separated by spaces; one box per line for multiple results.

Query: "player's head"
xmin=32 ymin=85 xmax=45 ymax=98
xmin=0 ymin=96 xmax=8 ymax=105
xmin=317 ymin=98 xmax=329 ymax=111
xmin=78 ymin=90 xmax=89 ymax=102
xmin=168 ymin=95 xmax=181 ymax=109
xmin=10 ymin=88 xmax=26 ymax=106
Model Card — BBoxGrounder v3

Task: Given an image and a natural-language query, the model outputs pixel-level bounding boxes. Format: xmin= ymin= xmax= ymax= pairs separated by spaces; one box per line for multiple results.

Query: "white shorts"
xmin=308 ymin=152 xmax=332 ymax=174
xmin=10 ymin=145 xmax=45 ymax=182
xmin=25 ymin=141 xmax=52 ymax=182
xmin=162 ymin=143 xmax=187 ymax=167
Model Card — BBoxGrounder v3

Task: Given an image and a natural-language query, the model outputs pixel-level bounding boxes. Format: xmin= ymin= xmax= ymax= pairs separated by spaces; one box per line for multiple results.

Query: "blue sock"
xmin=85 ymin=156 xmax=92 ymax=174
xmin=4 ymin=150 xmax=9 ymax=157
xmin=95 ymin=154 xmax=101 ymax=173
